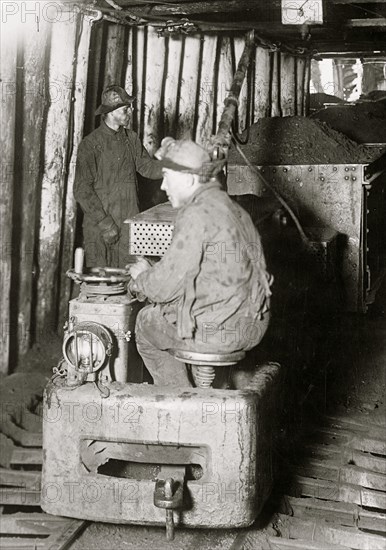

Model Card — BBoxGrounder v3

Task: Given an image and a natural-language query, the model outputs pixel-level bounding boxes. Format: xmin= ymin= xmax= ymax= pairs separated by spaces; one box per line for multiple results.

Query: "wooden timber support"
xmin=164 ymin=36 xmax=183 ymax=137
xmin=271 ymin=50 xmax=282 ymax=117
xmin=36 ymin=17 xmax=79 ymax=338
xmin=254 ymin=47 xmax=271 ymax=119
xmin=176 ymin=35 xmax=201 ymax=140
xmin=58 ymin=14 xmax=98 ymax=331
xmin=104 ymin=22 xmax=127 ymax=87
xmin=0 ymin=25 xmax=17 ymax=374
xmin=143 ymin=27 xmax=166 ymax=155
xmin=118 ymin=0 xmax=275 ymax=17
xmin=16 ymin=19 xmax=50 ymax=357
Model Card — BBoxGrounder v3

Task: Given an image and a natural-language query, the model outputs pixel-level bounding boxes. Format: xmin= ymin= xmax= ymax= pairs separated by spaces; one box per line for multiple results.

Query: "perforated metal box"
xmin=125 ymin=202 xmax=176 ymax=256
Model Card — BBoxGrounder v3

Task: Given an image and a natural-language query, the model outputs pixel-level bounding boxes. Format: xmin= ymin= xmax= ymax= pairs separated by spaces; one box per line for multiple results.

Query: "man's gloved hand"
xmin=98 ymin=216 xmax=120 ymax=245
xmin=127 ymin=277 xmax=147 ymax=302
xmin=127 ymin=257 xmax=152 ymax=279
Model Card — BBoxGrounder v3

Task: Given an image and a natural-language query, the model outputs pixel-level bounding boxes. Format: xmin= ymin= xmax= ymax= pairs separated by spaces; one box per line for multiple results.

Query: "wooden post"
xmin=271 ymin=50 xmax=281 ymax=117
xmin=124 ymin=27 xmax=134 ymax=94
xmin=234 ymin=37 xmax=249 ymax=133
xmin=254 ymin=47 xmax=270 ymax=120
xmin=177 ymin=35 xmax=201 ymax=140
xmin=281 ymin=53 xmax=296 ymax=116
xmin=103 ymin=22 xmax=126 ymax=87
xmin=296 ymin=57 xmax=306 ymax=115
xmin=164 ymin=36 xmax=183 ymax=137
xmin=17 ymin=19 xmax=50 ymax=356
xmin=195 ymin=35 xmax=218 ymax=147
xmin=133 ymin=27 xmax=146 ymax=137
xmin=58 ymin=14 xmax=96 ymax=333
xmin=36 ymin=16 xmax=78 ymax=338
xmin=142 ymin=27 xmax=166 ymax=155
xmin=84 ymin=21 xmax=104 ymax=135
xmin=303 ymin=57 xmax=311 ymax=115
xmin=0 ymin=26 xmax=17 ymax=373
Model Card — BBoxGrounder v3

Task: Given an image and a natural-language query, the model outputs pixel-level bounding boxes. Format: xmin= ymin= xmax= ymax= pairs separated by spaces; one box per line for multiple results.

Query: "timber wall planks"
xmin=36 ymin=16 xmax=79 ymax=337
xmin=0 ymin=24 xmax=17 ymax=374
xmin=0 ymin=18 xmax=310 ymax=373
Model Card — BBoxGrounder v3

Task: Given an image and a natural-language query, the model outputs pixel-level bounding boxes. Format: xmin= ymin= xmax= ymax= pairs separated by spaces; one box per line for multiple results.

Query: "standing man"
xmin=74 ymin=85 xmax=162 ymax=268
xmin=128 ymin=138 xmax=273 ymax=387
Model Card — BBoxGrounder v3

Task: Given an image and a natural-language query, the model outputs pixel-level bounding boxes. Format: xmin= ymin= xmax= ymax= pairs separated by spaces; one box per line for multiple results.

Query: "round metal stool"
xmin=169 ymin=349 xmax=246 ymax=388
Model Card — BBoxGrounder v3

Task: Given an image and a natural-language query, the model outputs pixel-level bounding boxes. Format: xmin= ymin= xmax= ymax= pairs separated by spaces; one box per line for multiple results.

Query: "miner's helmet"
xmin=155 ymin=137 xmax=226 ymax=181
xmin=95 ymin=85 xmax=135 ymax=115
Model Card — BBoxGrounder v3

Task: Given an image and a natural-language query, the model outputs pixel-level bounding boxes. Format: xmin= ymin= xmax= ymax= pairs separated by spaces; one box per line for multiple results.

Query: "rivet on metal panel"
xmin=333 ymin=167 xmax=337 ymax=171
xmin=283 ymin=168 xmax=288 ymax=172
xmin=308 ymin=167 xmax=312 ymax=172
xmin=273 ymin=168 xmax=276 ymax=173
xmin=352 ymin=177 xmax=357 ymax=181
xmin=345 ymin=176 xmax=349 ymax=180
xmin=261 ymin=168 xmax=265 ymax=173
xmin=320 ymin=177 xmax=325 ymax=182
xmin=299 ymin=182 xmax=303 ymax=187
xmin=367 ymin=209 xmax=370 ymax=214
xmin=352 ymin=167 xmax=356 ymax=171
xmin=345 ymin=167 xmax=349 ymax=172
xmin=296 ymin=178 xmax=300 ymax=182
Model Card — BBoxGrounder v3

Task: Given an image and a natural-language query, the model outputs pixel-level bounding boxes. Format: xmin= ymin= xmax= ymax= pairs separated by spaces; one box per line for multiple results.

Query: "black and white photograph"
xmin=0 ymin=1 xmax=385 ymax=548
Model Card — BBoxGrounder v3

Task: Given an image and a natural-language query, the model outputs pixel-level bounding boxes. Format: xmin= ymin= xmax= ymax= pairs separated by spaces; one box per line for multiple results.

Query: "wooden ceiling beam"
xmin=345 ymin=17 xmax=386 ymax=26
xmin=116 ymin=0 xmax=280 ymax=5
xmin=113 ymin=0 xmax=272 ymax=16
xmin=311 ymin=40 xmax=386 ymax=54
xmin=332 ymin=0 xmax=386 ymax=4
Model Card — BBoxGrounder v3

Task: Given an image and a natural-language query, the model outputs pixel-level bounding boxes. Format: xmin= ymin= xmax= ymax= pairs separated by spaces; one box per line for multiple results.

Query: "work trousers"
xmin=135 ymin=303 xmax=269 ymax=388
xmin=135 ymin=304 xmax=193 ymax=387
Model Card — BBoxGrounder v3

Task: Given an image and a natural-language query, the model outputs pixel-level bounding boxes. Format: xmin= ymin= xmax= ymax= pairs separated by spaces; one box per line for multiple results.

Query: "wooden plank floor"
xmin=232 ymin=413 xmax=386 ymax=550
xmin=0 ymin=400 xmax=86 ymax=550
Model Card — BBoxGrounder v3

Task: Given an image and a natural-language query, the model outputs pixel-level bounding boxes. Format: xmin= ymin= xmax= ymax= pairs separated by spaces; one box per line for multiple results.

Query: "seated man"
xmin=128 ymin=138 xmax=273 ymax=387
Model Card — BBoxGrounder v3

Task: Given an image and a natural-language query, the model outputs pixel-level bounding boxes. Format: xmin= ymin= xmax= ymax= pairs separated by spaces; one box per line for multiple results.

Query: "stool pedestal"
xmin=170 ymin=349 xmax=246 ymax=388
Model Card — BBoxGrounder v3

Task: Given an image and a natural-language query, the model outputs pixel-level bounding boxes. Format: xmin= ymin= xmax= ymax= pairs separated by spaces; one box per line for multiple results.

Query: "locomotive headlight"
xmin=63 ymin=322 xmax=113 ymax=374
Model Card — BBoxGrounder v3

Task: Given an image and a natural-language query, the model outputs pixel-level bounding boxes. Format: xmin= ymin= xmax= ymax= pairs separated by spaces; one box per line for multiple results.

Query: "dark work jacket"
xmin=135 ymin=181 xmax=273 ymax=352
xmin=74 ymin=121 xmax=162 ymax=267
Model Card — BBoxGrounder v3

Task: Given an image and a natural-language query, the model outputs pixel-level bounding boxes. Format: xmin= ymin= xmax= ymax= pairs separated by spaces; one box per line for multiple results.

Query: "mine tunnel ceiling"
xmin=80 ymin=0 xmax=386 ymax=54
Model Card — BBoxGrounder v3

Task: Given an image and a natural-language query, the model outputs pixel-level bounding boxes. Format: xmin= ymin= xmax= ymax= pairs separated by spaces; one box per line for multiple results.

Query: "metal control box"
xmin=68 ymin=294 xmax=143 ymax=383
xmin=41 ymin=364 xmax=281 ymax=528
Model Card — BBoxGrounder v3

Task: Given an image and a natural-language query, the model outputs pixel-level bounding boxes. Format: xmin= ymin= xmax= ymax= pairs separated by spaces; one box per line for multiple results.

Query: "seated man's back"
xmin=129 ymin=138 xmax=272 ymax=386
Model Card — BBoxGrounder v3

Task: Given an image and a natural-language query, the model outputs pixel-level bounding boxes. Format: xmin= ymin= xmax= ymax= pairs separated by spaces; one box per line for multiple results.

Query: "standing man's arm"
xmin=74 ymin=140 xmax=119 ymax=244
xmin=127 ymin=131 xmax=163 ymax=180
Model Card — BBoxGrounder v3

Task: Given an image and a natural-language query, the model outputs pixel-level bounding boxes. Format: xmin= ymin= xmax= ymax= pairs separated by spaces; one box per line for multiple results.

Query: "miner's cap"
xmin=95 ymin=85 xmax=135 ymax=116
xmin=155 ymin=137 xmax=225 ymax=177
